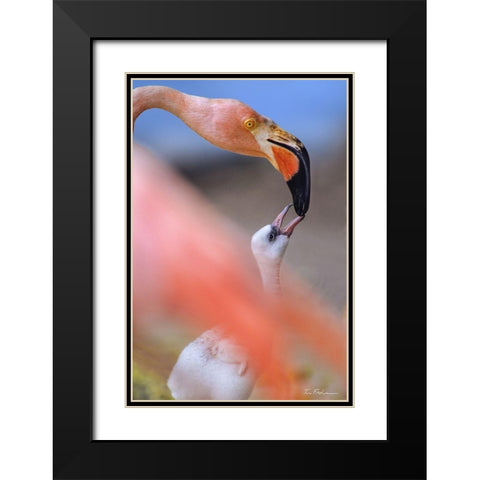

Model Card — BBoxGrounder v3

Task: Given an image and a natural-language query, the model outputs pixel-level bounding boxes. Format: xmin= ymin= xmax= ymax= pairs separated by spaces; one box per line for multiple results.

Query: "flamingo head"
xmin=251 ymin=204 xmax=304 ymax=263
xmin=190 ymin=98 xmax=311 ymax=216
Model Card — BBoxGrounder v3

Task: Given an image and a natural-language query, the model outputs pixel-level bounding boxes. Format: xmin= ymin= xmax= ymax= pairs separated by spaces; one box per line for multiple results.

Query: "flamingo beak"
xmin=267 ymin=127 xmax=311 ymax=216
xmin=271 ymin=204 xmax=305 ymax=237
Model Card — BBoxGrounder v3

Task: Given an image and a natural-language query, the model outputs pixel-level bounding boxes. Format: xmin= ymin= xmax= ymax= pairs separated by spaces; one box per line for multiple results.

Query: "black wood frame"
xmin=53 ymin=1 xmax=426 ymax=478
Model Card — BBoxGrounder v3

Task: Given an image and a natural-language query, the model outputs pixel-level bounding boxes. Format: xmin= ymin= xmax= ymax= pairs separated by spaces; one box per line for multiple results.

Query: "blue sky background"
xmin=132 ymin=79 xmax=347 ymax=168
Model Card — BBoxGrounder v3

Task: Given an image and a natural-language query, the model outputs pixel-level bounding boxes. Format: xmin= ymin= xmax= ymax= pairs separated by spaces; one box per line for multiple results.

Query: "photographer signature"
xmin=304 ymin=387 xmax=338 ymax=396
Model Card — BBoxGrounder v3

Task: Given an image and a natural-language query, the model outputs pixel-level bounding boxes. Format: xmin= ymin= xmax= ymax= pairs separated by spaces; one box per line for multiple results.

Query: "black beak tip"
xmin=287 ymin=145 xmax=310 ymax=216
xmin=294 ymin=196 xmax=308 ymax=216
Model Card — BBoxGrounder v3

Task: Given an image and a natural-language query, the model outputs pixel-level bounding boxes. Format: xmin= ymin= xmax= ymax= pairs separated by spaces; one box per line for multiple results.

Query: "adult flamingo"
xmin=133 ymin=86 xmax=310 ymax=216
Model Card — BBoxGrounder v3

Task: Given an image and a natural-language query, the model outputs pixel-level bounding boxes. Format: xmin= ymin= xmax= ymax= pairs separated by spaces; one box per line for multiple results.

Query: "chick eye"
xmin=243 ymin=118 xmax=256 ymax=130
xmin=268 ymin=232 xmax=276 ymax=242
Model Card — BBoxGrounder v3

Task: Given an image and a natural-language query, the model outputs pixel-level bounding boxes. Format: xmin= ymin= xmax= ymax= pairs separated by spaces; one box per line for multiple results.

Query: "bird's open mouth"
xmin=267 ymin=135 xmax=311 ymax=216
xmin=271 ymin=204 xmax=305 ymax=237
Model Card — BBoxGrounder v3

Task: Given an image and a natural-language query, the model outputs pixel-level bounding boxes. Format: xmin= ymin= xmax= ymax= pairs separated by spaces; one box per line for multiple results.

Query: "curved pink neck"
xmin=132 ymin=86 xmax=208 ymax=126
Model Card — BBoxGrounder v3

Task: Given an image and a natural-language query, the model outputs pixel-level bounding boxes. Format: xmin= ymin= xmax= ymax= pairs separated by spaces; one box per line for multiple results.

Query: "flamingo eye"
xmin=268 ymin=231 xmax=276 ymax=242
xmin=243 ymin=118 xmax=257 ymax=130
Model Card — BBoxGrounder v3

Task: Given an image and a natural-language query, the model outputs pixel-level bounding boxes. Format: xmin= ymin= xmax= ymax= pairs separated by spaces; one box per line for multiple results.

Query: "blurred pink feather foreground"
xmin=132 ymin=144 xmax=346 ymax=399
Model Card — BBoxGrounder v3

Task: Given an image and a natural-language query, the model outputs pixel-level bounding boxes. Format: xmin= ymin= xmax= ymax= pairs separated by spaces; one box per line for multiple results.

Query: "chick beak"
xmin=267 ymin=127 xmax=311 ymax=216
xmin=271 ymin=203 xmax=305 ymax=237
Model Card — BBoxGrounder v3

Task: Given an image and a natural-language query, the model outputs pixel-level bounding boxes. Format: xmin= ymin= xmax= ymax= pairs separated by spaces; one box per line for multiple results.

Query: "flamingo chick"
xmin=167 ymin=204 xmax=304 ymax=400
xmin=133 ymin=86 xmax=310 ymax=216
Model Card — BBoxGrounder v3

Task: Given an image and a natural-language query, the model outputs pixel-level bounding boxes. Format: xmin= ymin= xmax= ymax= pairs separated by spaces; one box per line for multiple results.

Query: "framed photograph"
xmin=54 ymin=0 xmax=425 ymax=478
xmin=127 ymin=73 xmax=353 ymax=407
